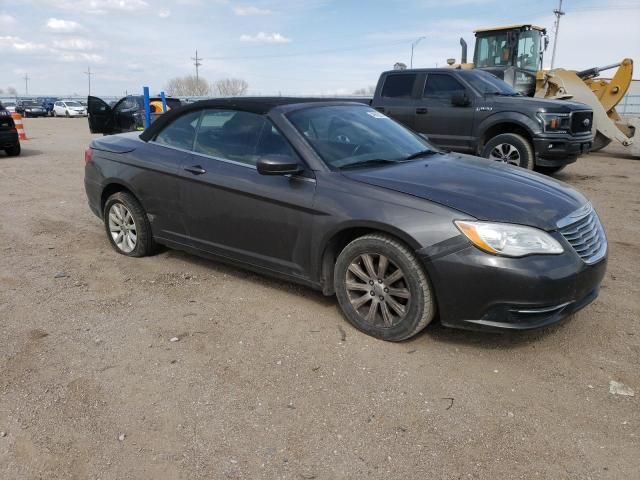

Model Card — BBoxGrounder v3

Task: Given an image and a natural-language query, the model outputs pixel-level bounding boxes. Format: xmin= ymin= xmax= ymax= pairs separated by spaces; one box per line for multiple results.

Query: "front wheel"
xmin=334 ymin=234 xmax=435 ymax=341
xmin=482 ymin=133 xmax=535 ymax=170
xmin=103 ymin=192 xmax=155 ymax=257
xmin=53 ymin=110 xmax=57 ymax=117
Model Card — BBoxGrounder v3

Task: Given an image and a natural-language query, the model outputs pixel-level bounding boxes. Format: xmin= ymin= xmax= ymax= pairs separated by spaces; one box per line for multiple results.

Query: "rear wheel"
xmin=482 ymin=133 xmax=535 ymax=170
xmin=334 ymin=233 xmax=434 ymax=341
xmin=53 ymin=110 xmax=57 ymax=117
xmin=5 ymin=144 xmax=21 ymax=156
xmin=103 ymin=192 xmax=155 ymax=257
xmin=65 ymin=110 xmax=70 ymax=118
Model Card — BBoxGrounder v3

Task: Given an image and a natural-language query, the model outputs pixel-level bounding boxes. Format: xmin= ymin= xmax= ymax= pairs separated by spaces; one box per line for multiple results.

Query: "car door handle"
xmin=184 ymin=165 xmax=207 ymax=175
xmin=416 ymin=107 xmax=428 ymax=114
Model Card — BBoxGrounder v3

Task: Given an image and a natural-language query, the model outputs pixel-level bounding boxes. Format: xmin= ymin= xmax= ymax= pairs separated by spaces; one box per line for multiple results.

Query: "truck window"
xmin=423 ymin=74 xmax=466 ymax=100
xmin=381 ymin=74 xmax=416 ymax=98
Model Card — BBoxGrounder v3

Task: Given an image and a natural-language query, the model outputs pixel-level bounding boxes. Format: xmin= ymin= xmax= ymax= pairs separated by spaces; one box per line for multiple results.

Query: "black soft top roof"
xmin=139 ymin=96 xmax=367 ymax=141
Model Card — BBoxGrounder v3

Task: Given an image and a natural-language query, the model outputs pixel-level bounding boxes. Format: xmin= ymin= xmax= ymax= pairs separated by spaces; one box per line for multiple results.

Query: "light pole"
xmin=84 ymin=66 xmax=93 ymax=95
xmin=410 ymin=36 xmax=426 ymax=69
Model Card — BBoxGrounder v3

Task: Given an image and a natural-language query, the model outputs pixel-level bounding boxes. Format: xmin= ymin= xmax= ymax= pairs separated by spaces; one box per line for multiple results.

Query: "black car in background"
xmin=0 ymin=106 xmax=20 ymax=156
xmin=16 ymin=99 xmax=47 ymax=117
xmin=88 ymin=95 xmax=182 ymax=135
xmin=84 ymin=98 xmax=607 ymax=341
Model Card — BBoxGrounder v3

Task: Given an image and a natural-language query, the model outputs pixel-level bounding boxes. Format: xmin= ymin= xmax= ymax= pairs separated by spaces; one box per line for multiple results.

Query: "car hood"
xmin=341 ymin=153 xmax=588 ymax=231
xmin=491 ymin=95 xmax=590 ymax=113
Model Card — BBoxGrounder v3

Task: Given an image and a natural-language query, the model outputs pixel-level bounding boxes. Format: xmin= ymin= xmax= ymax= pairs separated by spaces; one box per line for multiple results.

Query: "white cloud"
xmin=40 ymin=0 xmax=149 ymax=14
xmin=0 ymin=14 xmax=17 ymax=28
xmin=46 ymin=18 xmax=82 ymax=33
xmin=240 ymin=32 xmax=291 ymax=44
xmin=158 ymin=8 xmax=171 ymax=18
xmin=52 ymin=38 xmax=96 ymax=51
xmin=234 ymin=6 xmax=272 ymax=16
xmin=0 ymin=35 xmax=48 ymax=52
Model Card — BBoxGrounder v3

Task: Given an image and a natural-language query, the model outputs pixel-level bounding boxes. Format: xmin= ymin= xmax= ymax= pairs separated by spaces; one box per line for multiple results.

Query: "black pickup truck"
xmin=370 ymin=68 xmax=593 ymax=174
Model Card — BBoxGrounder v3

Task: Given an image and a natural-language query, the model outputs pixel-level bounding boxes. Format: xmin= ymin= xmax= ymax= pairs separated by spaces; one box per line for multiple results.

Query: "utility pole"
xmin=550 ymin=0 xmax=565 ymax=69
xmin=24 ymin=73 xmax=30 ymax=96
xmin=410 ymin=37 xmax=426 ymax=69
xmin=191 ymin=49 xmax=203 ymax=82
xmin=84 ymin=66 xmax=93 ymax=95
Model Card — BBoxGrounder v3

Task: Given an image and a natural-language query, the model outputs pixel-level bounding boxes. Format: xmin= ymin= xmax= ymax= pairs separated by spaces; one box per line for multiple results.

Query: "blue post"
xmin=160 ymin=91 xmax=167 ymax=113
xmin=143 ymin=86 xmax=151 ymax=129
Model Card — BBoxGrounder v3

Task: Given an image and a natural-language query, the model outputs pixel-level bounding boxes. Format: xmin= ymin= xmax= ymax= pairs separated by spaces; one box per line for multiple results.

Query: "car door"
xmin=373 ymin=73 xmax=418 ymax=130
xmin=137 ymin=109 xmax=203 ymax=243
xmin=179 ymin=108 xmax=317 ymax=279
xmin=413 ymin=73 xmax=475 ymax=152
xmin=87 ymin=96 xmax=115 ymax=134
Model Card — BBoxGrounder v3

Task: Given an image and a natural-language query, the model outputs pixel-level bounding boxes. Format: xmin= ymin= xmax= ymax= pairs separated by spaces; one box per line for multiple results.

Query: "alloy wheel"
xmin=489 ymin=143 xmax=521 ymax=165
xmin=108 ymin=203 xmax=137 ymax=253
xmin=345 ymin=253 xmax=411 ymax=328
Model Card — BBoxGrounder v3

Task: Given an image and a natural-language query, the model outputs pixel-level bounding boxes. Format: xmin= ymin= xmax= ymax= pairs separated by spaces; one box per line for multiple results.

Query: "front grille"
xmin=558 ymin=204 xmax=607 ymax=264
xmin=570 ymin=111 xmax=593 ymax=134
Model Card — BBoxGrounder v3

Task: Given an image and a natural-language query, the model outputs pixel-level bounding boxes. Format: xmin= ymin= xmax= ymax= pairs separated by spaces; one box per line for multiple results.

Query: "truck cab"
xmin=371 ymin=68 xmax=593 ymax=174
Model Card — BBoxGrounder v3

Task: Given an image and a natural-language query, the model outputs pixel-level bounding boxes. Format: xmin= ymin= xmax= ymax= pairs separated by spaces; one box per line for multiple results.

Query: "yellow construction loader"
xmin=452 ymin=24 xmax=639 ymax=155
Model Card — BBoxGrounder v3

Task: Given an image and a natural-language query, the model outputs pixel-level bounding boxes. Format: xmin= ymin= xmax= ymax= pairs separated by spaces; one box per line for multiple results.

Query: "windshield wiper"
xmin=404 ymin=149 xmax=439 ymax=160
xmin=340 ymin=159 xmax=399 ymax=170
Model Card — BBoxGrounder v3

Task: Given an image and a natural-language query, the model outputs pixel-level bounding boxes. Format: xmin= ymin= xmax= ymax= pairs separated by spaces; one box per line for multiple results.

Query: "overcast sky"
xmin=1 ymin=0 xmax=639 ymax=97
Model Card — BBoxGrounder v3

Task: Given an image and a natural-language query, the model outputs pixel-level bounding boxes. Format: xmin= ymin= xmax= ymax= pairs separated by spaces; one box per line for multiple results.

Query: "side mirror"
xmin=257 ymin=155 xmax=302 ymax=176
xmin=451 ymin=93 xmax=470 ymax=107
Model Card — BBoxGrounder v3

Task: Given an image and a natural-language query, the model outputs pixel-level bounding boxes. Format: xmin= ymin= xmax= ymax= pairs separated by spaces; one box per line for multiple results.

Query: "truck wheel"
xmin=5 ymin=144 xmax=21 ymax=156
xmin=334 ymin=233 xmax=435 ymax=341
xmin=482 ymin=133 xmax=534 ymax=170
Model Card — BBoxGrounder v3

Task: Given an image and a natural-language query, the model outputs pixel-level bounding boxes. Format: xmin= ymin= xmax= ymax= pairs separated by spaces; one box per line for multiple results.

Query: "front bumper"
xmin=533 ymin=134 xmax=593 ymax=166
xmin=24 ymin=110 xmax=47 ymax=117
xmin=420 ymin=240 xmax=607 ymax=332
xmin=68 ymin=111 xmax=88 ymax=117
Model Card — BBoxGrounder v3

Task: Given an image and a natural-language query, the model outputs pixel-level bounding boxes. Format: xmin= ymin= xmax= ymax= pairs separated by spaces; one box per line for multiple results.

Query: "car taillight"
xmin=84 ymin=147 xmax=93 ymax=165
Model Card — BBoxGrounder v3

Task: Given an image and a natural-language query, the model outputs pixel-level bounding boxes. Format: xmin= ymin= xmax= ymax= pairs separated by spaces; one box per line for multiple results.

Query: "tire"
xmin=53 ymin=110 xmax=57 ymax=117
xmin=481 ymin=133 xmax=535 ymax=170
xmin=334 ymin=233 xmax=435 ymax=341
xmin=535 ymin=165 xmax=566 ymax=175
xmin=65 ymin=110 xmax=70 ymax=118
xmin=5 ymin=144 xmax=21 ymax=156
xmin=103 ymin=191 xmax=155 ymax=257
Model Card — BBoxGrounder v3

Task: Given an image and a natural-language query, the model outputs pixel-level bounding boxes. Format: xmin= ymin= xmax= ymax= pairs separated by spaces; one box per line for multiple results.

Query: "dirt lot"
xmin=1 ymin=118 xmax=638 ymax=479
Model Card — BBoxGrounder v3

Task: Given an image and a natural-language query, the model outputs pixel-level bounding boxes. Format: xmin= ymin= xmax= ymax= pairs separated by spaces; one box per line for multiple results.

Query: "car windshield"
xmin=65 ymin=101 xmax=83 ymax=107
xmin=457 ymin=70 xmax=520 ymax=95
xmin=287 ymin=105 xmax=437 ymax=169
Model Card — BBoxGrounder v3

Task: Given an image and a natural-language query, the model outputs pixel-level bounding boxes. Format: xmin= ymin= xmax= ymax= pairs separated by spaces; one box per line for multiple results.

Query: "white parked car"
xmin=1 ymin=101 xmax=17 ymax=113
xmin=53 ymin=100 xmax=87 ymax=117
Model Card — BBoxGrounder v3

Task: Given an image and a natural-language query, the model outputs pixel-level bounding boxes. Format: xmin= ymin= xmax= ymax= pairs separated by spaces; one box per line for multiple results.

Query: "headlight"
xmin=537 ymin=112 xmax=570 ymax=133
xmin=455 ymin=221 xmax=564 ymax=257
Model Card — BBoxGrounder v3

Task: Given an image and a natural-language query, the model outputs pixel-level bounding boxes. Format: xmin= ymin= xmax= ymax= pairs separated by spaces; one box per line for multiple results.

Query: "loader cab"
xmin=472 ymin=25 xmax=547 ymax=96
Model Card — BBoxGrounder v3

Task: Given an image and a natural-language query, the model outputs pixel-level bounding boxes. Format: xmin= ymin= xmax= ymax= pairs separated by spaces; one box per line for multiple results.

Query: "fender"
xmin=476 ymin=111 xmax=541 ymax=145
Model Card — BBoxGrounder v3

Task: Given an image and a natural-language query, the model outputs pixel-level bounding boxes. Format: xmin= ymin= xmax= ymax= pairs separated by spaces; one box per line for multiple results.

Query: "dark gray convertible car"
xmin=84 ymin=98 xmax=607 ymax=341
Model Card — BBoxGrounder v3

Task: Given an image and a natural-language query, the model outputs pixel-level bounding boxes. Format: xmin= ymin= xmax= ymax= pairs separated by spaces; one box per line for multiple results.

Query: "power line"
xmin=191 ymin=49 xmax=203 ymax=82
xmin=550 ymin=0 xmax=565 ymax=69
xmin=84 ymin=66 xmax=93 ymax=96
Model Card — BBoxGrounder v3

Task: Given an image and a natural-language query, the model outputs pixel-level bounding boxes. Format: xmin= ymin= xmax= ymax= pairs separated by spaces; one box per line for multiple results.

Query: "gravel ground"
xmin=1 ymin=118 xmax=638 ymax=480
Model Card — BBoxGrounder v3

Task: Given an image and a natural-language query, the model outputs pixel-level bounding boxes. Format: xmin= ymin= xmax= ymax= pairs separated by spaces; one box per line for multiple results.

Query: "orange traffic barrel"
xmin=11 ymin=112 xmax=27 ymax=140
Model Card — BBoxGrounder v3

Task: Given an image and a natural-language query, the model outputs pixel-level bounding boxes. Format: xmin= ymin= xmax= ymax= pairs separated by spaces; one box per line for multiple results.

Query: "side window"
xmin=115 ymin=97 xmax=137 ymax=114
xmin=154 ymin=110 xmax=201 ymax=150
xmin=255 ymin=123 xmax=297 ymax=158
xmin=423 ymin=74 xmax=466 ymax=101
xmin=194 ymin=109 xmax=268 ymax=166
xmin=381 ymin=74 xmax=416 ymax=98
